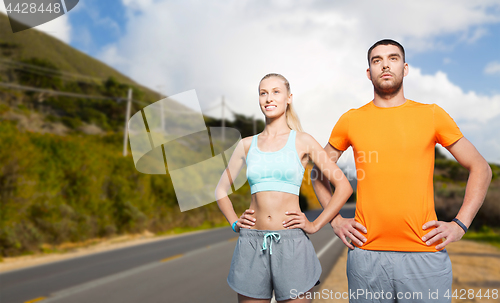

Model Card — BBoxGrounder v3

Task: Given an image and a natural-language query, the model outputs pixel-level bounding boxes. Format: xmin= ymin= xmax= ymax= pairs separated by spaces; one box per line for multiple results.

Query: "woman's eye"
xmin=260 ymin=92 xmax=266 ymax=96
xmin=274 ymin=90 xmax=279 ymax=94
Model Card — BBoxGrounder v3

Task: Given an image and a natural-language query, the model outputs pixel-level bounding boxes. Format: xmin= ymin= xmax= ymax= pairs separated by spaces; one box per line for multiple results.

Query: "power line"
xmin=202 ymin=103 xmax=221 ymax=113
xmin=1 ymin=80 xmax=257 ymax=127
xmin=0 ymin=62 xmax=96 ymax=83
xmin=0 ymin=60 xmax=254 ymax=117
xmin=0 ymin=61 xmax=203 ymax=113
xmin=131 ymin=99 xmax=150 ymax=106
xmin=0 ymin=58 xmax=107 ymax=82
xmin=0 ymin=82 xmax=125 ymax=101
xmin=0 ymin=81 xmax=138 ymax=157
xmin=0 ymin=81 xmax=159 ymax=111
xmin=1 ymin=61 xmax=251 ymax=118
xmin=0 ymin=81 xmax=204 ymax=115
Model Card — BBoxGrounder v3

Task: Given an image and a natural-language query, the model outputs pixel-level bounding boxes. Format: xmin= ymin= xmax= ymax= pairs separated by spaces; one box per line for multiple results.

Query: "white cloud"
xmin=405 ymin=67 xmax=500 ymax=122
xmin=484 ymin=61 xmax=500 ymax=75
xmin=456 ymin=115 xmax=500 ymax=164
xmin=0 ymin=6 xmax=72 ymax=43
xmin=97 ymin=0 xmax=500 ymax=163
xmin=405 ymin=67 xmax=500 ymax=163
xmin=32 ymin=13 xmax=72 ymax=43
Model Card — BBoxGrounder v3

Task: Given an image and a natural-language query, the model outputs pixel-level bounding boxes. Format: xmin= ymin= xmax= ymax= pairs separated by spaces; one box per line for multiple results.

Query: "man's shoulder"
xmin=406 ymin=100 xmax=444 ymax=116
xmin=406 ymin=99 xmax=435 ymax=108
xmin=356 ymin=101 xmax=373 ymax=111
xmin=339 ymin=102 xmax=372 ymax=116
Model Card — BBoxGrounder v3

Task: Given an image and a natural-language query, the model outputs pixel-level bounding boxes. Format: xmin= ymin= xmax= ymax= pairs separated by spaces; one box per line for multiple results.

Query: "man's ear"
xmin=366 ymin=68 xmax=372 ymax=81
xmin=403 ymin=63 xmax=409 ymax=77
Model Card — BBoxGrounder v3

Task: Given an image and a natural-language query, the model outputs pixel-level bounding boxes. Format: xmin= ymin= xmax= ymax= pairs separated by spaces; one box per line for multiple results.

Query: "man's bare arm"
xmin=423 ymin=137 xmax=492 ymax=250
xmin=311 ymin=143 xmax=367 ymax=249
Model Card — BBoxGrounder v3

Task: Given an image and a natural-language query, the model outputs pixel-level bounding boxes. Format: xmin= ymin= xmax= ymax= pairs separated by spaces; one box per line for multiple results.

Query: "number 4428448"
xmin=444 ymin=289 xmax=498 ymax=300
xmin=5 ymin=3 xmax=62 ymax=14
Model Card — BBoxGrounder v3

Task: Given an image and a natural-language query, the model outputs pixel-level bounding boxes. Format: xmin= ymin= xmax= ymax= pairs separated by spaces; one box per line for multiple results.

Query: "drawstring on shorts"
xmin=261 ymin=232 xmax=281 ymax=255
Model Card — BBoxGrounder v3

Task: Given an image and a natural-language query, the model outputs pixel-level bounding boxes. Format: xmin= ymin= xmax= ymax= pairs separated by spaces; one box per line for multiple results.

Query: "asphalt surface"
xmin=0 ymin=204 xmax=355 ymax=303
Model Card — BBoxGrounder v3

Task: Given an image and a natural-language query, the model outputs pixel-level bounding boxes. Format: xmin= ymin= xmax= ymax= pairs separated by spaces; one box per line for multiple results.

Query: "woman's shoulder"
xmin=240 ymin=135 xmax=256 ymax=154
xmin=294 ymin=131 xmax=323 ymax=154
xmin=241 ymin=135 xmax=255 ymax=145
xmin=294 ymin=131 xmax=317 ymax=145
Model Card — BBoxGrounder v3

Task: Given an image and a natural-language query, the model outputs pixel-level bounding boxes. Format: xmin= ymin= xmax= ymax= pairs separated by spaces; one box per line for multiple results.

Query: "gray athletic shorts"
xmin=347 ymin=247 xmax=452 ymax=303
xmin=227 ymin=228 xmax=322 ymax=301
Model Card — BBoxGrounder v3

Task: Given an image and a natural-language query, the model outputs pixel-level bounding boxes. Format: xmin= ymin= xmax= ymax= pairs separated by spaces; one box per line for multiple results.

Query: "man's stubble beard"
xmin=372 ymin=71 xmax=404 ymax=99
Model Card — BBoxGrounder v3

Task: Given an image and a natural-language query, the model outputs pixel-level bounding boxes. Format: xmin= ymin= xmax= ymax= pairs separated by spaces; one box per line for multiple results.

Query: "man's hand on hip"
xmin=422 ymin=220 xmax=466 ymax=250
xmin=331 ymin=214 xmax=367 ymax=249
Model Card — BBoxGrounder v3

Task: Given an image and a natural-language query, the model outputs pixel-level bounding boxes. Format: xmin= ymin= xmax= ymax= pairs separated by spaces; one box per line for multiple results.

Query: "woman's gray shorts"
xmin=227 ymin=228 xmax=322 ymax=301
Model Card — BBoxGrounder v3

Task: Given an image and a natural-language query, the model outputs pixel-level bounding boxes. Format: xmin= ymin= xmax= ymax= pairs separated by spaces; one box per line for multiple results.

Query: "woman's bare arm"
xmin=284 ymin=133 xmax=353 ymax=233
xmin=215 ymin=137 xmax=255 ymax=231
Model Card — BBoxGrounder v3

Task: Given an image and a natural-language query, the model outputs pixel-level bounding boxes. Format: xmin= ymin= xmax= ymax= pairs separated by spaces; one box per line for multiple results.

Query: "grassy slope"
xmin=0 ymin=12 xmax=160 ymax=101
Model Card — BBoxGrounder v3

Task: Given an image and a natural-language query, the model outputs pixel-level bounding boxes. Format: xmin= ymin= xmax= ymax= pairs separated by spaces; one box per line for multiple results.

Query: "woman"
xmin=215 ymin=73 xmax=352 ymax=303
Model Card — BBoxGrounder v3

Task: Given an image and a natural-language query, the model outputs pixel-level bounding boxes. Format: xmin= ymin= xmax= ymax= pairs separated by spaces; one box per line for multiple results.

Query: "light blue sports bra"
xmin=245 ymin=130 xmax=305 ymax=195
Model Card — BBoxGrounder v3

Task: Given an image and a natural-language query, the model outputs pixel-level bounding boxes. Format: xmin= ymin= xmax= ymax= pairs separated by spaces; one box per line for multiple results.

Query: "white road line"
xmin=39 ymin=235 xmax=339 ymax=302
xmin=41 ymin=238 xmax=234 ymax=302
xmin=42 ymin=262 xmax=161 ymax=302
xmin=317 ymin=237 xmax=338 ymax=259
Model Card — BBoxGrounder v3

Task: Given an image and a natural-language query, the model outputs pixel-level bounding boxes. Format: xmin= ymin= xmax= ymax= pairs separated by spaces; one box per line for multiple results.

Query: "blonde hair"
xmin=259 ymin=73 xmax=304 ymax=132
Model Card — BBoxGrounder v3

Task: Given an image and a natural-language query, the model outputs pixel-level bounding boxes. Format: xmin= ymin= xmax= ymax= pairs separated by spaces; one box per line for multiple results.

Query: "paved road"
xmin=0 ymin=204 xmax=355 ymax=303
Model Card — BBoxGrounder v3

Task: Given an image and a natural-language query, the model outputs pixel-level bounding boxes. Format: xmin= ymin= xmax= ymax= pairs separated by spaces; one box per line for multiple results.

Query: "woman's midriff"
xmin=248 ymin=191 xmax=302 ymax=230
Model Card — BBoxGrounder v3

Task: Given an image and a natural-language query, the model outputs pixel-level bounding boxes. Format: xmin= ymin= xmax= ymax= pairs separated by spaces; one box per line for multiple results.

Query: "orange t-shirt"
xmin=329 ymin=100 xmax=463 ymax=252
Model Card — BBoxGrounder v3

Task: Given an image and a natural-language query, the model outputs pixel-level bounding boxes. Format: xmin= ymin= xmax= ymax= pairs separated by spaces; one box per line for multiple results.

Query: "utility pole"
xmin=221 ymin=95 xmax=225 ymax=143
xmin=123 ymin=88 xmax=132 ymax=156
xmin=160 ymin=100 xmax=165 ymax=132
xmin=157 ymin=85 xmax=165 ymax=131
xmin=253 ymin=115 xmax=257 ymax=135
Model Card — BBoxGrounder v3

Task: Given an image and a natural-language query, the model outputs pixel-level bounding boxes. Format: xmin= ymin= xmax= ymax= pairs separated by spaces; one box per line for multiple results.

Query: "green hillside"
xmin=0 ymin=12 xmax=140 ymax=87
xmin=0 ymin=12 xmax=163 ymax=132
xmin=0 ymin=12 xmax=162 ymax=134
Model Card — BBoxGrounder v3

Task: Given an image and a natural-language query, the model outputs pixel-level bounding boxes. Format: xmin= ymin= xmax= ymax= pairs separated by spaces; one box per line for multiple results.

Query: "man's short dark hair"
xmin=367 ymin=39 xmax=405 ymax=65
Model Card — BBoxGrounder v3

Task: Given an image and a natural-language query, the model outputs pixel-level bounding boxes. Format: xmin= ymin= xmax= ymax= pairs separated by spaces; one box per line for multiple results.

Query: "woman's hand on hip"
xmin=236 ymin=209 xmax=256 ymax=230
xmin=283 ymin=211 xmax=318 ymax=234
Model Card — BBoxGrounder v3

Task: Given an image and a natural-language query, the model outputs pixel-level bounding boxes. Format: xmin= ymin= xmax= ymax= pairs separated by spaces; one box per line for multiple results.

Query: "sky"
xmin=1 ymin=0 xmax=500 ymax=165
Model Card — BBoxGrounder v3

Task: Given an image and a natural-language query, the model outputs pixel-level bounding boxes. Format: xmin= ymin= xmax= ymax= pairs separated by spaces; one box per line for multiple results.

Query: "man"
xmin=311 ymin=39 xmax=492 ymax=303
